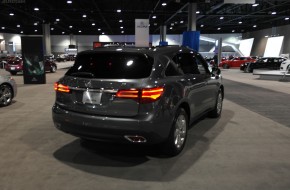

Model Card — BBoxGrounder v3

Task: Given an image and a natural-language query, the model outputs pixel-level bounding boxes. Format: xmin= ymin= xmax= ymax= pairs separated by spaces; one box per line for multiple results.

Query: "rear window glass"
xmin=66 ymin=52 xmax=153 ymax=79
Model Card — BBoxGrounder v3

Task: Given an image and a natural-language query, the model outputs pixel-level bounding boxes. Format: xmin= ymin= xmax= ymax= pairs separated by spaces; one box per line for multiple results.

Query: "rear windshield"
xmin=66 ymin=52 xmax=153 ymax=79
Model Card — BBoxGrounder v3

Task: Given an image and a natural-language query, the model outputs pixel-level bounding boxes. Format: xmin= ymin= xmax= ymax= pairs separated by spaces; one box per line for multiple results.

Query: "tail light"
xmin=54 ymin=82 xmax=70 ymax=93
xmin=116 ymin=87 xmax=164 ymax=103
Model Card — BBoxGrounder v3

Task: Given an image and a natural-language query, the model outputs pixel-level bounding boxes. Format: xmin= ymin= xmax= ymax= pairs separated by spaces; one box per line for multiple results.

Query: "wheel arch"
xmin=0 ymin=83 xmax=14 ymax=98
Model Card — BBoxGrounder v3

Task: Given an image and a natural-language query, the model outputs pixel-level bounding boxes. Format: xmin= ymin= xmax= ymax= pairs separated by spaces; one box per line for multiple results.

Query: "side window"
xmin=195 ymin=54 xmax=208 ymax=75
xmin=165 ymin=62 xmax=182 ymax=76
xmin=173 ymin=53 xmax=200 ymax=75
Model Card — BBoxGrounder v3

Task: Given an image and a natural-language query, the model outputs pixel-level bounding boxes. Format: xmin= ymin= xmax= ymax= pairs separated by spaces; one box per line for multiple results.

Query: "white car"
xmin=280 ymin=59 xmax=290 ymax=71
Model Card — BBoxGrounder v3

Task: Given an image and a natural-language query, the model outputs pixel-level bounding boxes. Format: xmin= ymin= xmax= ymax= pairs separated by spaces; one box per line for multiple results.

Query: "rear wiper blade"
xmin=70 ymin=72 xmax=95 ymax=78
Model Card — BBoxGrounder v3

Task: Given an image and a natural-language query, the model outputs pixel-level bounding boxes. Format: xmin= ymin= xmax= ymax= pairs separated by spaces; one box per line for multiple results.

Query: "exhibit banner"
xmin=21 ymin=36 xmax=46 ymax=84
xmin=135 ymin=19 xmax=149 ymax=47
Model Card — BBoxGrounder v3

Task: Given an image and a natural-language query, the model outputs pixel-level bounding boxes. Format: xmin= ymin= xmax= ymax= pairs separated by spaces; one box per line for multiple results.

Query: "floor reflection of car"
xmin=0 ymin=74 xmax=17 ymax=106
xmin=5 ymin=56 xmax=57 ymax=75
xmin=52 ymin=46 xmax=224 ymax=156
xmin=219 ymin=57 xmax=256 ymax=69
xmin=242 ymin=57 xmax=287 ymax=73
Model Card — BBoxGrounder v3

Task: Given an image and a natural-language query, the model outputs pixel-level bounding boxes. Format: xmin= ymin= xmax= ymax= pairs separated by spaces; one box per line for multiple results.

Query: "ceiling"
xmin=0 ymin=0 xmax=290 ymax=35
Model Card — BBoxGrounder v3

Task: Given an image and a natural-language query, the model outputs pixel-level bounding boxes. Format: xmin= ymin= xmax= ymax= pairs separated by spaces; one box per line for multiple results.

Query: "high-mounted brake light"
xmin=116 ymin=87 xmax=164 ymax=103
xmin=54 ymin=82 xmax=70 ymax=93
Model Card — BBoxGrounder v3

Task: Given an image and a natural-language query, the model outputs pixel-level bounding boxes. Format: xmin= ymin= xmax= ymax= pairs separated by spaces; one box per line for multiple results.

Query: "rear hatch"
xmin=55 ymin=51 xmax=154 ymax=117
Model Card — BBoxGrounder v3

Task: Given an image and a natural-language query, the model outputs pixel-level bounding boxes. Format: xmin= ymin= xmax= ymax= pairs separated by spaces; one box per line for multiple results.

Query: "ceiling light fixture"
xmin=217 ymin=27 xmax=221 ymax=30
xmin=92 ymin=23 xmax=95 ymax=26
xmin=285 ymin=17 xmax=290 ymax=20
xmin=56 ymin=18 xmax=60 ymax=22
xmin=152 ymin=16 xmax=156 ymax=19
xmin=1 ymin=27 xmax=5 ymax=29
xmin=220 ymin=16 xmax=224 ymax=19
xmin=239 ymin=21 xmax=242 ymax=24
xmin=102 ymin=32 xmax=105 ymax=34
xmin=9 ymin=13 xmax=14 ymax=16
xmin=271 ymin=12 xmax=277 ymax=15
xmin=34 ymin=7 xmax=39 ymax=11
xmin=67 ymin=0 xmax=72 ymax=4
xmin=117 ymin=9 xmax=121 ymax=13
xmin=200 ymin=24 xmax=204 ymax=27
xmin=82 ymin=14 xmax=87 ymax=18
xmin=180 ymin=20 xmax=184 ymax=24
xmin=62 ymin=32 xmax=65 ymax=34
xmin=51 ymin=28 xmax=54 ymax=30
xmin=79 ymin=30 xmax=81 ymax=33
xmin=253 ymin=25 xmax=257 ymax=28
xmin=34 ymin=22 xmax=38 ymax=26
xmin=232 ymin=30 xmax=235 ymax=32
xmin=98 ymin=28 xmax=101 ymax=31
xmin=35 ymin=30 xmax=38 ymax=32
xmin=196 ymin=11 xmax=200 ymax=14
xmin=20 ymin=31 xmax=23 ymax=34
xmin=121 ymin=31 xmax=124 ymax=33
xmin=170 ymin=27 xmax=173 ymax=30
xmin=120 ymin=26 xmax=123 ymax=29
xmin=162 ymin=2 xmax=167 ymax=6
xmin=69 ymin=25 xmax=73 ymax=28
xmin=17 ymin=25 xmax=20 ymax=27
xmin=252 ymin=4 xmax=259 ymax=7
xmin=119 ymin=20 xmax=123 ymax=22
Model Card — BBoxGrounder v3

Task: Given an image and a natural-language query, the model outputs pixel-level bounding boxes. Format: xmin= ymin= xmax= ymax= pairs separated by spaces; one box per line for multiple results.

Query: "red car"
xmin=5 ymin=56 xmax=57 ymax=75
xmin=219 ymin=57 xmax=256 ymax=69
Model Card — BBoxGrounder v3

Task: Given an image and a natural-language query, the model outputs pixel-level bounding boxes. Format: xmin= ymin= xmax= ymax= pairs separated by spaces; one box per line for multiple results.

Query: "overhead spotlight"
xmin=119 ymin=20 xmax=123 ymax=22
xmin=170 ymin=27 xmax=173 ymax=30
xmin=200 ymin=24 xmax=204 ymax=27
xmin=252 ymin=4 xmax=259 ymax=7
xmin=56 ymin=18 xmax=60 ymax=22
xmin=92 ymin=23 xmax=95 ymax=26
xmin=232 ymin=30 xmax=235 ymax=32
xmin=79 ymin=30 xmax=82 ymax=33
xmin=98 ymin=28 xmax=101 ymax=31
xmin=35 ymin=30 xmax=38 ymax=32
xmin=120 ymin=26 xmax=123 ymax=29
xmin=102 ymin=32 xmax=105 ymax=34
xmin=162 ymin=2 xmax=167 ymax=6
xmin=67 ymin=0 xmax=72 ymax=4
xmin=117 ymin=9 xmax=121 ymax=13
xmin=20 ymin=31 xmax=23 ymax=33
xmin=196 ymin=11 xmax=200 ymax=14
xmin=69 ymin=25 xmax=73 ymax=28
xmin=253 ymin=25 xmax=257 ymax=28
xmin=217 ymin=27 xmax=221 ymax=30
xmin=62 ymin=32 xmax=65 ymax=34
xmin=239 ymin=21 xmax=242 ymax=24
xmin=180 ymin=20 xmax=184 ymax=24
xmin=34 ymin=22 xmax=38 ymax=26
xmin=152 ymin=16 xmax=156 ymax=19
xmin=220 ymin=16 xmax=224 ymax=19
xmin=9 ymin=13 xmax=14 ymax=16
xmin=17 ymin=25 xmax=20 ymax=28
xmin=51 ymin=28 xmax=54 ymax=30
xmin=285 ymin=17 xmax=290 ymax=20
xmin=121 ymin=31 xmax=124 ymax=33
xmin=1 ymin=27 xmax=5 ymax=29
xmin=271 ymin=12 xmax=277 ymax=15
xmin=82 ymin=14 xmax=87 ymax=18
xmin=34 ymin=7 xmax=39 ymax=11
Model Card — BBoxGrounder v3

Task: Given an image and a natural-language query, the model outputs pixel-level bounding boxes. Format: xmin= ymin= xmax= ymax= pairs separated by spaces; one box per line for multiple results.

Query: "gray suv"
xmin=52 ymin=46 xmax=224 ymax=156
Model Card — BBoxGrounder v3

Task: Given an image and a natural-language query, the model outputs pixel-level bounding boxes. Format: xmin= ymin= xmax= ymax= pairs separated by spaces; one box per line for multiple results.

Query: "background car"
xmin=5 ymin=56 xmax=57 ymax=75
xmin=5 ymin=57 xmax=23 ymax=75
xmin=52 ymin=46 xmax=224 ymax=156
xmin=0 ymin=74 xmax=17 ymax=106
xmin=244 ymin=57 xmax=287 ymax=73
xmin=219 ymin=56 xmax=256 ymax=69
xmin=280 ymin=59 xmax=290 ymax=72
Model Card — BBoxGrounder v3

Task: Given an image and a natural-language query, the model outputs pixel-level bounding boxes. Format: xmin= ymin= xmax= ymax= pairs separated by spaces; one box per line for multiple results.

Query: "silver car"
xmin=52 ymin=46 xmax=224 ymax=156
xmin=0 ymin=74 xmax=17 ymax=106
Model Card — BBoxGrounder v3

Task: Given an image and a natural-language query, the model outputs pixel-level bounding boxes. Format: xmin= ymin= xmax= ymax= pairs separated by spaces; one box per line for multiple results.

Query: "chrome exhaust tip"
xmin=124 ymin=135 xmax=147 ymax=143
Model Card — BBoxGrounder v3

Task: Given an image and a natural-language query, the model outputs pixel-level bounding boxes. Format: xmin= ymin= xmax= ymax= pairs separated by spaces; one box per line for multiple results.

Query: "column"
xmin=42 ymin=24 xmax=51 ymax=55
xmin=159 ymin=25 xmax=168 ymax=46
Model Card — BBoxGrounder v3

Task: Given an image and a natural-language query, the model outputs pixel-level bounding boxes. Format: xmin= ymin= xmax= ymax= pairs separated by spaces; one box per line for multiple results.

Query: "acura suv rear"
xmin=52 ymin=46 xmax=224 ymax=156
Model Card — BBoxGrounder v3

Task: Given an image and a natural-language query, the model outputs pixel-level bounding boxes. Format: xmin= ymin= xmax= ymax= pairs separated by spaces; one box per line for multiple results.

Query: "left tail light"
xmin=54 ymin=82 xmax=70 ymax=93
xmin=116 ymin=87 xmax=164 ymax=103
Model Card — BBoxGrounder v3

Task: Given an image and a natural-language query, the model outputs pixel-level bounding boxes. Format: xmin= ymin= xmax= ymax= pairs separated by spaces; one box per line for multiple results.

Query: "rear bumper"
xmin=52 ymin=104 xmax=173 ymax=144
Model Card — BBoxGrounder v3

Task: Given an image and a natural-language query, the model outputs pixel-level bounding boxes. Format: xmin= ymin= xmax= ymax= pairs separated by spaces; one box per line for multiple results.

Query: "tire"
xmin=161 ymin=108 xmax=188 ymax=156
xmin=222 ymin=64 xmax=229 ymax=69
xmin=50 ymin=65 xmax=57 ymax=73
xmin=10 ymin=71 xmax=17 ymax=75
xmin=208 ymin=89 xmax=223 ymax=118
xmin=0 ymin=84 xmax=13 ymax=106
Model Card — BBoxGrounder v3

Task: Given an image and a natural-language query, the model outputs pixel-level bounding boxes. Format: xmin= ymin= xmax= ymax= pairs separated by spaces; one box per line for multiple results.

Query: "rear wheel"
xmin=161 ymin=108 xmax=188 ymax=156
xmin=0 ymin=84 xmax=13 ymax=106
xmin=10 ymin=71 xmax=17 ymax=75
xmin=208 ymin=89 xmax=223 ymax=118
xmin=222 ymin=64 xmax=229 ymax=69
xmin=50 ymin=65 xmax=57 ymax=73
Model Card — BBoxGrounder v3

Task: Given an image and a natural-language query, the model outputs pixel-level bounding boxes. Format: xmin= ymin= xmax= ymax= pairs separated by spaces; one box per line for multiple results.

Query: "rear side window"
xmin=66 ymin=52 xmax=153 ymax=79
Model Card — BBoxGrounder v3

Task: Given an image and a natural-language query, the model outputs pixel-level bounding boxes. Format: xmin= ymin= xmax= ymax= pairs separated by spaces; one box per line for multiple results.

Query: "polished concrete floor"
xmin=0 ymin=66 xmax=290 ymax=190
